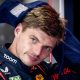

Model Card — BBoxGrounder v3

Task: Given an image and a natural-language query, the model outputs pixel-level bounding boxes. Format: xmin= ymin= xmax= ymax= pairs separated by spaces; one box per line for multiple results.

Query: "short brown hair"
xmin=21 ymin=5 xmax=65 ymax=40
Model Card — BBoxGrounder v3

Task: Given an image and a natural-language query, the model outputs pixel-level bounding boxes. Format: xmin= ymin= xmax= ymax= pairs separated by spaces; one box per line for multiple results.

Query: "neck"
xmin=8 ymin=40 xmax=18 ymax=58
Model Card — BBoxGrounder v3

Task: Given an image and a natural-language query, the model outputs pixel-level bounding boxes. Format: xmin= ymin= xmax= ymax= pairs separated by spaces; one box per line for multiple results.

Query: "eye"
xmin=44 ymin=47 xmax=52 ymax=53
xmin=31 ymin=37 xmax=37 ymax=44
xmin=30 ymin=35 xmax=38 ymax=44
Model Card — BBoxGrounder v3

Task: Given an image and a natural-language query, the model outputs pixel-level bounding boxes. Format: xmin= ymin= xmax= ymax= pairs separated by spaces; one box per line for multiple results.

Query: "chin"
xmin=27 ymin=63 xmax=38 ymax=67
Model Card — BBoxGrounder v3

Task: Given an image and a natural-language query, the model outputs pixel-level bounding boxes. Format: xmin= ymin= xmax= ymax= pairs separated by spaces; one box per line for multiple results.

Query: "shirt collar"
xmin=0 ymin=43 xmax=31 ymax=72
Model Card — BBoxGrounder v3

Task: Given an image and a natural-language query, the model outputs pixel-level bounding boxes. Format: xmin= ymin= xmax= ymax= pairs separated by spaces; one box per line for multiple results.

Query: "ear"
xmin=14 ymin=23 xmax=23 ymax=37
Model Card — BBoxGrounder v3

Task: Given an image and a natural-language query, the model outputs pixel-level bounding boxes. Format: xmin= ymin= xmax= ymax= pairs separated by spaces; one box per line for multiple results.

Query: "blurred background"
xmin=0 ymin=0 xmax=79 ymax=64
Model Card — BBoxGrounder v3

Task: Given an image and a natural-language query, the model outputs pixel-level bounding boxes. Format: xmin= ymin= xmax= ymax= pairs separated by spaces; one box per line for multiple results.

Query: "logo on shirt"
xmin=35 ymin=74 xmax=44 ymax=80
xmin=0 ymin=66 xmax=11 ymax=75
xmin=9 ymin=75 xmax=21 ymax=80
xmin=4 ymin=54 xmax=17 ymax=64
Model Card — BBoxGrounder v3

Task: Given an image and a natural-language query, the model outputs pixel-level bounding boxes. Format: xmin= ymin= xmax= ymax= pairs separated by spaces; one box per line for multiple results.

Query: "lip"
xmin=28 ymin=54 xmax=38 ymax=61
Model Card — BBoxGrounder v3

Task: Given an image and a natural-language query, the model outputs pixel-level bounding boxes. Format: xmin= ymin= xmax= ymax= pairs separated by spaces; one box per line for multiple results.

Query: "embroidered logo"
xmin=9 ymin=75 xmax=21 ymax=80
xmin=4 ymin=54 xmax=17 ymax=64
xmin=35 ymin=74 xmax=44 ymax=80
xmin=0 ymin=66 xmax=11 ymax=75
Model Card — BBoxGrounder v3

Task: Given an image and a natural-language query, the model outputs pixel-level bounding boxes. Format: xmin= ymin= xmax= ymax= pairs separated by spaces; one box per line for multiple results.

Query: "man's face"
xmin=14 ymin=23 xmax=58 ymax=66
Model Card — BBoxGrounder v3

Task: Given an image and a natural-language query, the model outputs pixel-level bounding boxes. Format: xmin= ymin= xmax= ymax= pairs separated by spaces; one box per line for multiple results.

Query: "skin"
xmin=8 ymin=23 xmax=58 ymax=66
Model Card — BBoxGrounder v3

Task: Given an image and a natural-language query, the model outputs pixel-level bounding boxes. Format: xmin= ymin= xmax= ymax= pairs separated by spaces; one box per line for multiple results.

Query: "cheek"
xmin=40 ymin=52 xmax=49 ymax=60
xmin=16 ymin=37 xmax=32 ymax=54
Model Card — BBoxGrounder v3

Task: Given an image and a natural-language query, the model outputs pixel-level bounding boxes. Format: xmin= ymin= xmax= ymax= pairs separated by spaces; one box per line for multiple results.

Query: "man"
xmin=0 ymin=0 xmax=64 ymax=80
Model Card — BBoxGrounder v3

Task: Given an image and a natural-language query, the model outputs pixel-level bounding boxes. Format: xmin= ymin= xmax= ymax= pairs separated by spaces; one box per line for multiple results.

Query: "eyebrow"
xmin=30 ymin=35 xmax=40 ymax=42
xmin=44 ymin=46 xmax=53 ymax=49
xmin=44 ymin=42 xmax=56 ymax=49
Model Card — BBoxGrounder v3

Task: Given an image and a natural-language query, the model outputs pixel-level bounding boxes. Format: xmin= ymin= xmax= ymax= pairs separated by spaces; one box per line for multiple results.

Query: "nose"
xmin=33 ymin=45 xmax=42 ymax=56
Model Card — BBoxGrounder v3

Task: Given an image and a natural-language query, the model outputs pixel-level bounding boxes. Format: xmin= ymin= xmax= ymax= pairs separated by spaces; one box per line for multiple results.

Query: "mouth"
xmin=28 ymin=54 xmax=38 ymax=61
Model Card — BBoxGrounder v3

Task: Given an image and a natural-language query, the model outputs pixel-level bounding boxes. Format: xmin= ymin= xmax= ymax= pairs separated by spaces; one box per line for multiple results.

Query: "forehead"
xmin=22 ymin=28 xmax=58 ymax=47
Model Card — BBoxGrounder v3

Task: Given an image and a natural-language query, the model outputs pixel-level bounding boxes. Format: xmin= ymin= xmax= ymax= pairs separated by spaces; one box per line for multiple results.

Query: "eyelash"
xmin=31 ymin=37 xmax=37 ymax=44
xmin=44 ymin=47 xmax=52 ymax=53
